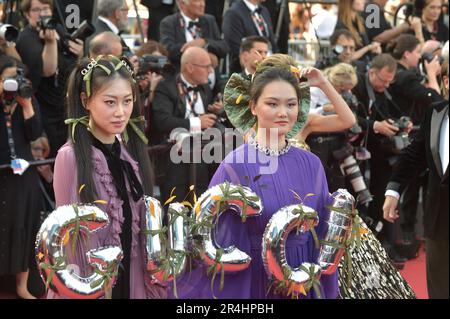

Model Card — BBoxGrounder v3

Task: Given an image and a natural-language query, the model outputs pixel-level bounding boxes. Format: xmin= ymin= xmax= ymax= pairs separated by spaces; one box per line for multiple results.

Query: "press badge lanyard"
xmin=3 ymin=105 xmax=30 ymax=175
xmin=3 ymin=107 xmax=17 ymax=159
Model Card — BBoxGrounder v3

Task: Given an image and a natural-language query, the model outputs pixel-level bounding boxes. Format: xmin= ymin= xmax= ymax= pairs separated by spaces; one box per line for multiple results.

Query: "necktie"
xmin=251 ymin=8 xmax=268 ymax=37
xmin=187 ymin=20 xmax=201 ymax=39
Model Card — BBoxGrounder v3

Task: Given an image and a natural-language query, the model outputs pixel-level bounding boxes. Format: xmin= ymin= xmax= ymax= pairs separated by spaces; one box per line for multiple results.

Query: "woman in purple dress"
xmin=49 ymin=55 xmax=165 ymax=299
xmin=173 ymin=55 xmax=351 ymax=299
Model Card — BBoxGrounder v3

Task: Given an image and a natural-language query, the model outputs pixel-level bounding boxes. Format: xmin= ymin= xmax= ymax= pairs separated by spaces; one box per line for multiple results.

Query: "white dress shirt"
xmin=180 ymin=11 xmax=199 ymax=43
xmin=180 ymin=74 xmax=205 ymax=135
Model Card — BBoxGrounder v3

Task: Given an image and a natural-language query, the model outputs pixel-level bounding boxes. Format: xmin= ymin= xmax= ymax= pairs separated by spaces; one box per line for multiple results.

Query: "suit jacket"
xmin=390 ymin=63 xmax=444 ymax=123
xmin=159 ymin=12 xmax=229 ymax=66
xmin=140 ymin=0 xmax=164 ymax=8
xmin=84 ymin=19 xmax=130 ymax=56
xmin=150 ymin=73 xmax=213 ymax=146
xmin=387 ymin=100 xmax=449 ymax=241
xmin=222 ymin=0 xmax=279 ymax=74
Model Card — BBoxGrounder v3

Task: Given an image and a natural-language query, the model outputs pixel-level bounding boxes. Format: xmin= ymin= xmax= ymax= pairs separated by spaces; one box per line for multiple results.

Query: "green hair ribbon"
xmin=64 ymin=116 xmax=90 ymax=143
xmin=122 ymin=116 xmax=148 ymax=145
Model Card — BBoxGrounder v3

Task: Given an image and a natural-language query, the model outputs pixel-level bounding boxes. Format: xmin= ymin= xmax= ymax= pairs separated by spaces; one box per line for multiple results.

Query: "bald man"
xmin=151 ymin=47 xmax=221 ymax=205
xmin=88 ymin=31 xmax=123 ymax=58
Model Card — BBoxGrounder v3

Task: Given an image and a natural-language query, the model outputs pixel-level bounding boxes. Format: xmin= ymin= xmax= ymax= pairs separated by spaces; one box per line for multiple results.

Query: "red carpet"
xmin=1 ymin=245 xmax=430 ymax=299
xmin=399 ymin=243 xmax=428 ymax=299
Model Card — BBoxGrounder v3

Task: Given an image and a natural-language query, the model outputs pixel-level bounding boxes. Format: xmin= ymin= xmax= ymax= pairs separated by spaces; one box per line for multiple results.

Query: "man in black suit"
xmin=383 ymin=63 xmax=449 ymax=298
xmin=140 ymin=0 xmax=175 ymax=41
xmin=151 ymin=47 xmax=223 ymax=204
xmin=85 ymin=0 xmax=131 ymax=55
xmin=159 ymin=0 xmax=228 ymax=69
xmin=222 ymin=0 xmax=278 ymax=74
xmin=239 ymin=35 xmax=269 ymax=78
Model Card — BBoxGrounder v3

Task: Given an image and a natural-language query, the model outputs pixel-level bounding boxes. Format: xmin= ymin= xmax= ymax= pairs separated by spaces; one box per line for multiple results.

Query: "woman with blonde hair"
xmin=335 ymin=0 xmax=382 ymax=62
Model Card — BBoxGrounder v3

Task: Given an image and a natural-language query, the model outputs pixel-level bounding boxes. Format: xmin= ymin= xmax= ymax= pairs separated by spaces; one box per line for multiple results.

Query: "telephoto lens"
xmin=0 ymin=23 xmax=19 ymax=42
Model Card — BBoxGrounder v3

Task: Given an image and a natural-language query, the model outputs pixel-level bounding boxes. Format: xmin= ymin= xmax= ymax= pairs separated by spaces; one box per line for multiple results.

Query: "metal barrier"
xmin=288 ymin=39 xmax=331 ymax=66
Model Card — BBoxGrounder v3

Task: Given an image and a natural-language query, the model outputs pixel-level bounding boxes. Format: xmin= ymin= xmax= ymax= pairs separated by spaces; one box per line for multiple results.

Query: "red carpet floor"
xmin=399 ymin=243 xmax=428 ymax=299
xmin=1 ymin=245 xmax=429 ymax=299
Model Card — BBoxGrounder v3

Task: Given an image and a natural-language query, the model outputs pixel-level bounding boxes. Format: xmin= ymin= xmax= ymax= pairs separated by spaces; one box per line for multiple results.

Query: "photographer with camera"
xmin=315 ymin=29 xmax=366 ymax=74
xmin=0 ymin=55 xmax=43 ymax=299
xmin=388 ymin=34 xmax=444 ymax=260
xmin=305 ymin=63 xmax=370 ymax=202
xmin=352 ymin=53 xmax=414 ymax=267
xmin=391 ymin=34 xmax=443 ymax=130
xmin=15 ymin=0 xmax=83 ymax=158
xmin=151 ymin=47 xmax=222 ymax=204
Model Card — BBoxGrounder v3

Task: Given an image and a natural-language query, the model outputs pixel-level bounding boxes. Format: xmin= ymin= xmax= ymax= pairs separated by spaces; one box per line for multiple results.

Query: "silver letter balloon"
xmin=193 ymin=183 xmax=263 ymax=272
xmin=143 ymin=197 xmax=189 ymax=285
xmin=35 ymin=205 xmax=123 ymax=299
xmin=262 ymin=204 xmax=321 ymax=294
xmin=318 ymin=189 xmax=355 ymax=275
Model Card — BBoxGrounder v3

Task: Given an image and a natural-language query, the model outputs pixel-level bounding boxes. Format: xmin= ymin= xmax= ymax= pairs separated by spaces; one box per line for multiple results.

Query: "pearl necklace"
xmin=248 ymin=135 xmax=291 ymax=156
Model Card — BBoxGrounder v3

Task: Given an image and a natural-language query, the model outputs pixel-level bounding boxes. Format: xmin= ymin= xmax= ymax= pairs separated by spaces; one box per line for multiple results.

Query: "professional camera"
xmin=419 ymin=50 xmax=445 ymax=78
xmin=333 ymin=144 xmax=373 ymax=205
xmin=391 ymin=116 xmax=411 ymax=151
xmin=137 ymin=54 xmax=174 ymax=78
xmin=61 ymin=20 xmax=95 ymax=57
xmin=315 ymin=45 xmax=344 ymax=70
xmin=2 ymin=67 xmax=33 ymax=104
xmin=340 ymin=91 xmax=363 ymax=139
xmin=0 ymin=23 xmax=19 ymax=42
xmin=37 ymin=16 xmax=59 ymax=31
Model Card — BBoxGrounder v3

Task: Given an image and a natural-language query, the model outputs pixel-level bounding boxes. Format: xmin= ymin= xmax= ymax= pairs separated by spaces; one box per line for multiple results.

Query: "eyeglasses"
xmin=191 ymin=63 xmax=213 ymax=70
xmin=30 ymin=7 xmax=52 ymax=14
xmin=373 ymin=70 xmax=395 ymax=85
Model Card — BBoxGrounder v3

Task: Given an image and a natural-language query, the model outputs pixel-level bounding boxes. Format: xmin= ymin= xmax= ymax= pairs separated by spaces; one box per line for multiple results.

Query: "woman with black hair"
xmin=50 ymin=55 xmax=164 ymax=299
xmin=0 ymin=55 xmax=43 ymax=299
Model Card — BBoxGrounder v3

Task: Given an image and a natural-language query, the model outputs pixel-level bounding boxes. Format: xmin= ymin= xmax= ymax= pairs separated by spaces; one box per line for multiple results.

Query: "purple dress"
xmin=172 ymin=143 xmax=339 ymax=299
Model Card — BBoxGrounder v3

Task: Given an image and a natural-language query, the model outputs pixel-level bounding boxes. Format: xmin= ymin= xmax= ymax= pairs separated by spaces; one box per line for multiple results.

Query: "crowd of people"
xmin=0 ymin=0 xmax=448 ymax=299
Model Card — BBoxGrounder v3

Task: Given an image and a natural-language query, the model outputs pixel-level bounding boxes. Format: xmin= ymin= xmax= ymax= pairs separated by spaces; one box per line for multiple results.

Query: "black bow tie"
xmin=188 ymin=20 xmax=201 ymax=29
xmin=186 ymin=86 xmax=200 ymax=93
xmin=253 ymin=6 xmax=262 ymax=14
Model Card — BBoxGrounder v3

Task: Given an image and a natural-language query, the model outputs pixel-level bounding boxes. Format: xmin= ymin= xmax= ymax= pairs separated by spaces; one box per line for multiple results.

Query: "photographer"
xmin=151 ymin=47 xmax=222 ymax=204
xmin=315 ymin=29 xmax=366 ymax=73
xmin=15 ymin=0 xmax=83 ymax=158
xmin=390 ymin=34 xmax=443 ymax=131
xmin=352 ymin=53 xmax=413 ymax=266
xmin=0 ymin=55 xmax=43 ymax=299
xmin=305 ymin=63 xmax=370 ymax=201
xmin=389 ymin=34 xmax=444 ymax=259
xmin=135 ymin=40 xmax=171 ymax=139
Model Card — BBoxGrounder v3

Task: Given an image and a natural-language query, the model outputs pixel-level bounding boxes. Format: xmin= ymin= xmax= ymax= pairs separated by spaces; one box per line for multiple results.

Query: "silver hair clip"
xmin=81 ymin=59 xmax=98 ymax=76
xmin=116 ymin=59 xmax=135 ymax=77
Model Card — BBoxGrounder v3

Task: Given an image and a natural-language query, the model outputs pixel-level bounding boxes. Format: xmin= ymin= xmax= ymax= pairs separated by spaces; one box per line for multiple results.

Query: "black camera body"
xmin=137 ymin=54 xmax=174 ymax=78
xmin=391 ymin=116 xmax=411 ymax=151
xmin=37 ymin=16 xmax=59 ymax=31
xmin=340 ymin=91 xmax=363 ymax=139
xmin=2 ymin=67 xmax=33 ymax=104
xmin=315 ymin=45 xmax=343 ymax=70
xmin=61 ymin=20 xmax=95 ymax=57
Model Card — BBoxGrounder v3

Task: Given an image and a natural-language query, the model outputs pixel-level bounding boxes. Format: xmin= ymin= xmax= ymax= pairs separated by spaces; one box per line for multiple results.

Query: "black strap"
xmin=3 ymin=107 xmax=17 ymax=160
